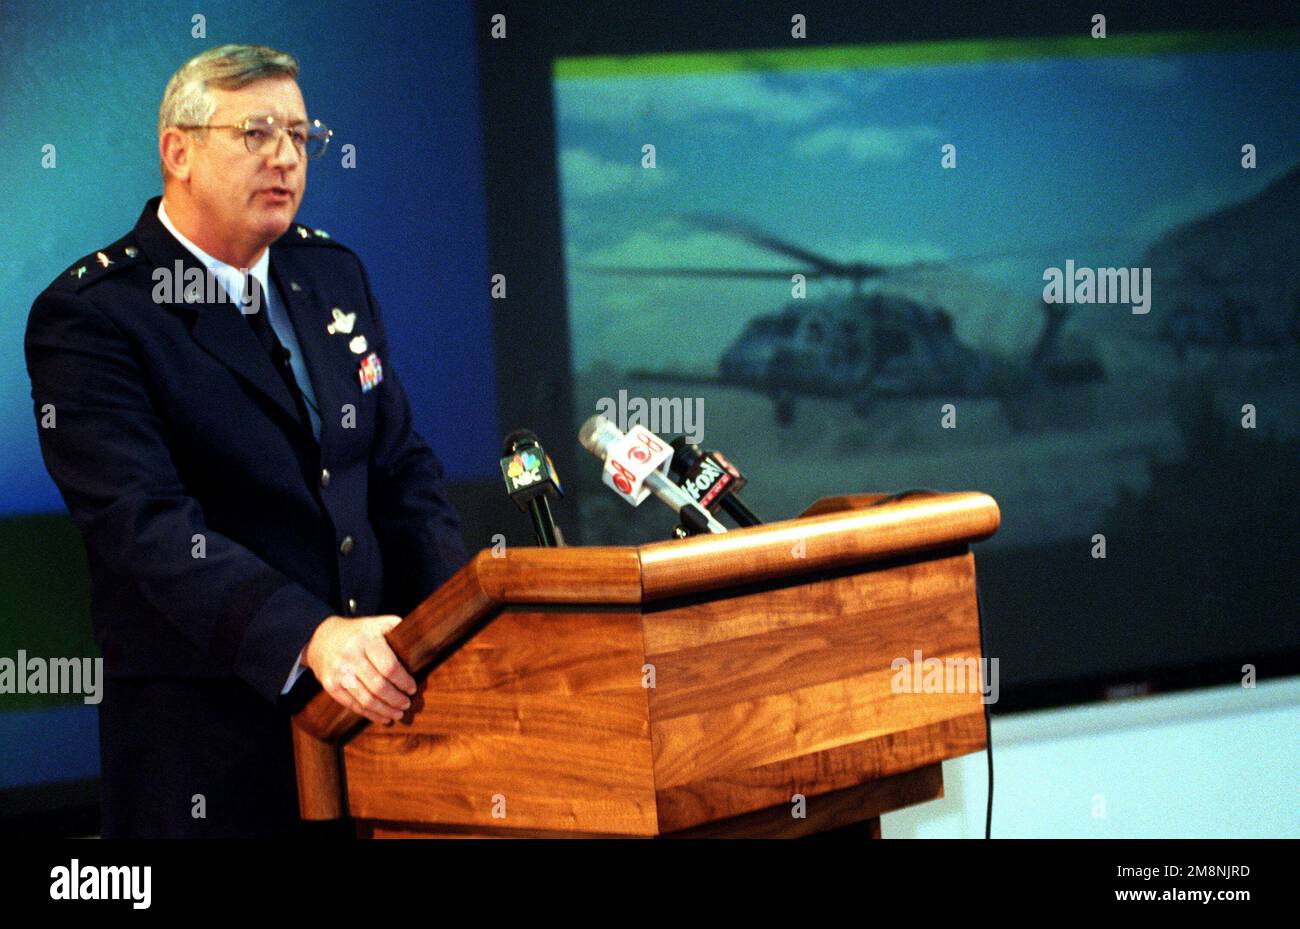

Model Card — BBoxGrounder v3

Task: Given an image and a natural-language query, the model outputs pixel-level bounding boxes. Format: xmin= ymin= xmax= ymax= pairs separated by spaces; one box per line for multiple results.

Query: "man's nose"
xmin=266 ymin=129 xmax=303 ymax=169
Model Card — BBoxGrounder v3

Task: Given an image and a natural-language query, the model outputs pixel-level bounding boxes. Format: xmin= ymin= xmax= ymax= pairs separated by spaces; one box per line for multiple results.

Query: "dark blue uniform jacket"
xmin=25 ymin=197 xmax=468 ymax=837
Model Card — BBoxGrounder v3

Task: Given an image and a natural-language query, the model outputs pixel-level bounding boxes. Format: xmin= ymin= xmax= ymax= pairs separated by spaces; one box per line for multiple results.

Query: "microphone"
xmin=577 ymin=415 xmax=726 ymax=535
xmin=669 ymin=438 xmax=763 ymax=527
xmin=500 ymin=429 xmax=563 ymax=546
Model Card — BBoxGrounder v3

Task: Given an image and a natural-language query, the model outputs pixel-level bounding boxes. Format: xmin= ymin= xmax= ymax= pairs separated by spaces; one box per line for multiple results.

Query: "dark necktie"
xmin=242 ymin=276 xmax=314 ymax=438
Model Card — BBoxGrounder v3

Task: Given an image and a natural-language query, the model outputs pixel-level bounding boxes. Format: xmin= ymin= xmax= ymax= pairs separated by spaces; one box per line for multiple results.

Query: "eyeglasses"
xmin=176 ymin=115 xmax=333 ymax=160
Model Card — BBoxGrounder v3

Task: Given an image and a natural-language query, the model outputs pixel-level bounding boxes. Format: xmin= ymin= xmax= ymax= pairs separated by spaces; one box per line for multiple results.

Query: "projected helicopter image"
xmin=585 ymin=212 xmax=1104 ymax=429
xmin=555 ymin=45 xmax=1299 ymax=547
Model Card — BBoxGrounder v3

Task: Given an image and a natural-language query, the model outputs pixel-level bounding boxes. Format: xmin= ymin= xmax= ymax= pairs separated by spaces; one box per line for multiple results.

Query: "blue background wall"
xmin=0 ymin=0 xmax=495 ymax=795
xmin=0 ymin=0 xmax=498 ymax=518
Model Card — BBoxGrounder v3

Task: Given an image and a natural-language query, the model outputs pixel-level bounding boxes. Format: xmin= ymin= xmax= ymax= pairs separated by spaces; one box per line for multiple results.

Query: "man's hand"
xmin=304 ymin=615 xmax=418 ymax=724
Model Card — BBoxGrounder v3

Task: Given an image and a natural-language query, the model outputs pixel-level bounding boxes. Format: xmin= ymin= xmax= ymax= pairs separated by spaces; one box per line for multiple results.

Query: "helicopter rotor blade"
xmin=578 ymin=265 xmax=826 ymax=281
xmin=680 ymin=212 xmax=1029 ymax=283
xmin=680 ymin=212 xmax=856 ymax=277
xmin=873 ymin=234 xmax=1164 ymax=278
xmin=587 ymin=216 xmax=1170 ymax=288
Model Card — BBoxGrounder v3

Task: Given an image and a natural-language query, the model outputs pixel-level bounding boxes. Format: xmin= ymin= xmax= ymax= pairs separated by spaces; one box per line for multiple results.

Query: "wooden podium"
xmin=291 ymin=490 xmax=999 ymax=838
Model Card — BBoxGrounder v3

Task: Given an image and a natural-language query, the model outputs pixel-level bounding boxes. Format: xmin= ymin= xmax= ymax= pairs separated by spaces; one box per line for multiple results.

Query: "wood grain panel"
xmin=342 ymin=608 xmax=659 ymax=836
xmin=345 ymin=731 xmax=657 ymax=834
xmin=664 ymin=763 xmax=943 ymax=838
xmin=416 ymin=609 xmax=647 ymax=698
xmin=360 ymin=822 xmax=626 ymax=839
xmin=393 ymin=692 xmax=649 ymax=742
xmin=645 ymin=553 xmax=980 ymax=721
xmin=296 ymin=547 xmax=642 ymax=741
xmin=643 ymin=551 xmax=987 ymax=828
xmin=651 ymin=655 xmax=983 ymax=787
xmin=295 ymin=558 xmax=495 ymax=741
xmin=655 ymin=715 xmax=984 ymax=832
xmin=358 ymin=765 xmax=941 ymax=838
xmin=291 ymin=722 xmax=342 ymax=820
xmin=646 ymin=588 xmax=978 ymax=723
xmin=476 ymin=546 xmax=641 ymax=604
xmin=642 ymin=547 xmax=974 ymax=654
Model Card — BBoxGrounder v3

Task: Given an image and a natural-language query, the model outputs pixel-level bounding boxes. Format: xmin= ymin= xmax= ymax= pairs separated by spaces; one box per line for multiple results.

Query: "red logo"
xmin=635 ymin=430 xmax=664 ymax=453
xmin=609 ymin=459 xmax=636 ymax=495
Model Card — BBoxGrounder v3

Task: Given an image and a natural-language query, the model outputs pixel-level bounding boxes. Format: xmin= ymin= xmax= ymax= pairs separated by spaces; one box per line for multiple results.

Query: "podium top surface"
xmin=471 ymin=489 xmax=999 ymax=603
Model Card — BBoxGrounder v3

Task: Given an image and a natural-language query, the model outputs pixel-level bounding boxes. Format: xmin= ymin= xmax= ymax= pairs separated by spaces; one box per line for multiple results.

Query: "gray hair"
xmin=158 ymin=44 xmax=299 ymax=174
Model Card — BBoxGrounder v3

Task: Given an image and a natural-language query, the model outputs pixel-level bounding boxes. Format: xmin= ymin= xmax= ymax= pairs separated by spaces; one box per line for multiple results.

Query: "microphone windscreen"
xmin=502 ymin=428 xmax=540 ymax=456
xmin=577 ymin=415 xmax=624 ymax=459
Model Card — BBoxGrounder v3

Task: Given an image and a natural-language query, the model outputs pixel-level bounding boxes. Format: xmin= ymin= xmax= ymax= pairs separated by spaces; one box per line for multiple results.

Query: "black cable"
xmin=975 ymin=575 xmax=994 ymax=839
xmin=872 ymin=486 xmax=995 ymax=836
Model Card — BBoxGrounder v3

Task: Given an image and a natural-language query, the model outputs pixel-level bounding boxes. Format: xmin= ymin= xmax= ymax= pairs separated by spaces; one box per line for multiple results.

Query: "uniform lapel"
xmin=132 ymin=198 xmax=313 ymax=441
xmin=268 ymin=247 xmax=341 ymax=455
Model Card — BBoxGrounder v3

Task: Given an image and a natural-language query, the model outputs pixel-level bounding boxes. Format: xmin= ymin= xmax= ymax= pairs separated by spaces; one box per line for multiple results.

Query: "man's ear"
xmin=160 ymin=128 xmax=193 ymax=181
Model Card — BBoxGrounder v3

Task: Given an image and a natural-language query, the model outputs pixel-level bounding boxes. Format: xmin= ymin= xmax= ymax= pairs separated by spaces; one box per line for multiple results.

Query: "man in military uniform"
xmin=24 ymin=44 xmax=467 ymax=837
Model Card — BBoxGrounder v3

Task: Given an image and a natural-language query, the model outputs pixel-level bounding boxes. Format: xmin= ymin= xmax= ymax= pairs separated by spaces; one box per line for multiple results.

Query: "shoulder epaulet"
xmin=280 ymin=222 xmax=350 ymax=250
xmin=53 ymin=234 xmax=144 ymax=293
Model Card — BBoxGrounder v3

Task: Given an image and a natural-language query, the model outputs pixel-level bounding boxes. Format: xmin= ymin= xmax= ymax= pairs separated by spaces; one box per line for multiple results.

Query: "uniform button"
xmin=339 ymin=535 xmax=354 ymax=555
xmin=347 ymin=597 xmax=357 ymax=615
xmin=319 ymin=468 xmax=331 ymax=488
